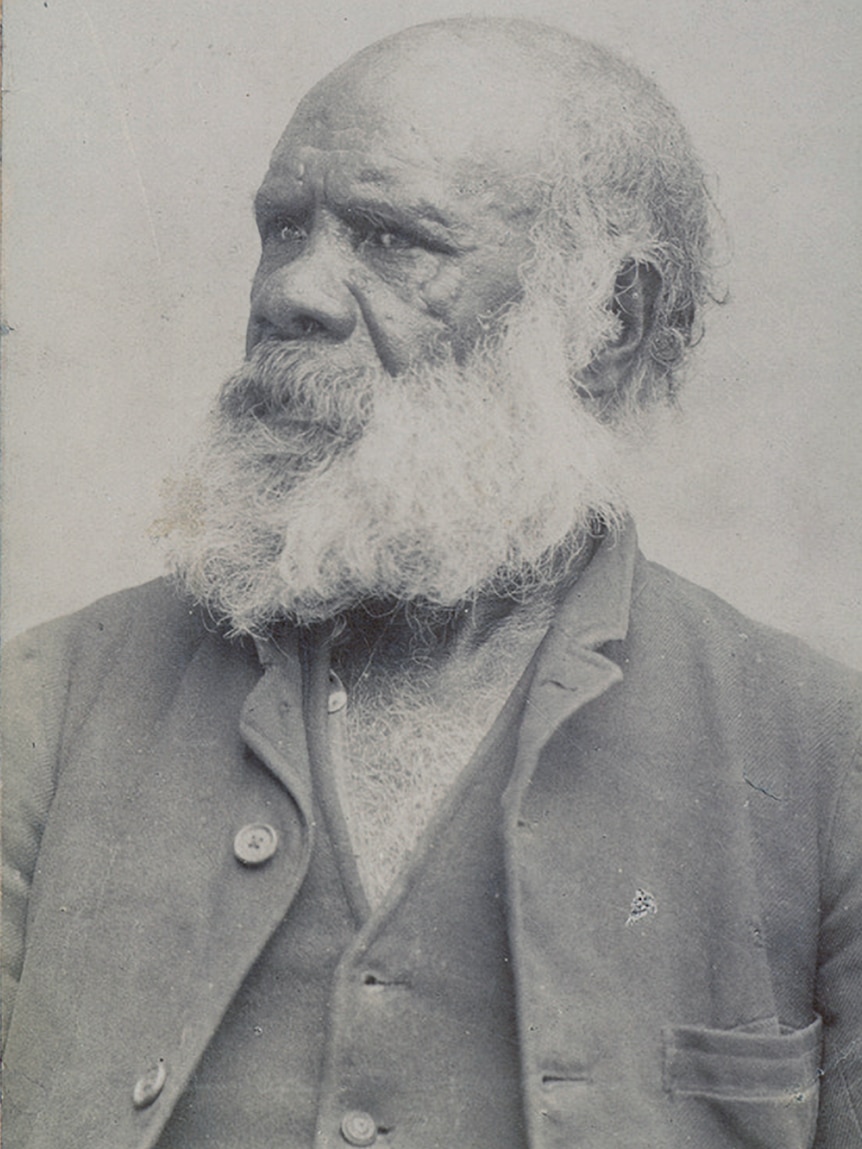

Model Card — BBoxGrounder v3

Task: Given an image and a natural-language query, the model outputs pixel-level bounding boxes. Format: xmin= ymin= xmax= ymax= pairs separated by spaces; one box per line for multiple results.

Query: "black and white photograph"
xmin=2 ymin=2 xmax=860 ymax=1146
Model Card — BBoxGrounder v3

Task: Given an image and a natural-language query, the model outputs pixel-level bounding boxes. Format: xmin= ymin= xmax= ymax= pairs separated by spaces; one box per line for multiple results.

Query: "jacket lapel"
xmin=502 ymin=527 xmax=786 ymax=1148
xmin=12 ymin=627 xmax=316 ymax=1149
xmin=504 ymin=524 xmax=637 ymax=810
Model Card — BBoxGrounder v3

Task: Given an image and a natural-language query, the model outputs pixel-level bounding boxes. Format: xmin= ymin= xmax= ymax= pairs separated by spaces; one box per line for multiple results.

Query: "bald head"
xmin=251 ymin=18 xmax=712 ymax=402
xmin=288 ymin=22 xmax=564 ymax=196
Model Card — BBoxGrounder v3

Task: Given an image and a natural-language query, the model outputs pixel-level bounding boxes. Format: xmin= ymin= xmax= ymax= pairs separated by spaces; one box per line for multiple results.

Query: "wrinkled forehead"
xmin=268 ymin=43 xmax=559 ymax=205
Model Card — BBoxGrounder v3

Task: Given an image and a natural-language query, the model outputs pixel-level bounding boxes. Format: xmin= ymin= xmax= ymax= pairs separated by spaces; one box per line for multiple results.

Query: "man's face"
xmin=166 ymin=48 xmax=627 ymax=634
xmin=246 ymin=59 xmax=548 ymax=372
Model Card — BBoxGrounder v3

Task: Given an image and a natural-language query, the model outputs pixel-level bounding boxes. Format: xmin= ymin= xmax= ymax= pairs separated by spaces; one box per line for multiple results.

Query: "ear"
xmin=580 ymin=260 xmax=661 ymax=402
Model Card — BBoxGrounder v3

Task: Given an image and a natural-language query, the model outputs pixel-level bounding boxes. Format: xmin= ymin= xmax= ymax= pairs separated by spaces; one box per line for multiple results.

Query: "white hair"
xmin=368 ymin=19 xmax=717 ymax=407
xmin=162 ymin=291 xmax=625 ymax=636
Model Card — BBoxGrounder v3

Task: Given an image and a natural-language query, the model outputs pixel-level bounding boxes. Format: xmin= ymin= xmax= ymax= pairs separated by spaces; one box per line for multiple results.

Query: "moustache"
xmin=218 ymin=339 xmax=376 ymax=443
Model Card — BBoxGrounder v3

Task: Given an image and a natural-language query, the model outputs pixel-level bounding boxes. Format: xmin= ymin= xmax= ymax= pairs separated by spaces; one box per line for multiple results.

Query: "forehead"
xmin=260 ymin=51 xmax=556 ymax=218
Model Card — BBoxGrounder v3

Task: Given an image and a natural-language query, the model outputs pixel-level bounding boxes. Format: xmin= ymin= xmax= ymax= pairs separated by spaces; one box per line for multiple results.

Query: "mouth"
xmin=218 ymin=339 xmax=377 ymax=444
xmin=229 ymin=403 xmax=369 ymax=456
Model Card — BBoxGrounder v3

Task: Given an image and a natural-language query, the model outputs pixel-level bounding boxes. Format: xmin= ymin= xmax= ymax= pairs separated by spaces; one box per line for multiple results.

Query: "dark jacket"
xmin=3 ymin=528 xmax=861 ymax=1148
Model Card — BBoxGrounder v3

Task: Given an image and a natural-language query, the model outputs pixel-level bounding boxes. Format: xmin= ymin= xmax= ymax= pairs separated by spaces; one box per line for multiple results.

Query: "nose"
xmin=247 ymin=244 xmax=358 ymax=353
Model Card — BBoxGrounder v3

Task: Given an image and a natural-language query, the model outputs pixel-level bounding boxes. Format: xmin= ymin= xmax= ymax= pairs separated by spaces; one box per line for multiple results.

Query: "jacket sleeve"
xmin=815 ymin=724 xmax=862 ymax=1146
xmin=1 ymin=623 xmax=72 ymax=1043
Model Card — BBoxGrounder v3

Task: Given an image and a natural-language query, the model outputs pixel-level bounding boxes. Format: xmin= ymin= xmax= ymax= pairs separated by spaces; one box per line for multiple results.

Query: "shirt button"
xmin=132 ymin=1060 xmax=166 ymax=1108
xmin=233 ymin=823 xmax=278 ymax=866
xmin=340 ymin=1109 xmax=378 ymax=1146
xmin=328 ymin=669 xmax=348 ymax=713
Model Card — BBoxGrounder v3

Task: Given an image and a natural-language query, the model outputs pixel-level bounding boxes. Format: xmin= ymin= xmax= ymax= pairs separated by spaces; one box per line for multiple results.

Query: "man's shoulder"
xmin=631 ymin=555 xmax=862 ymax=728
xmin=6 ymin=577 xmax=205 ymax=662
xmin=2 ymin=578 xmax=254 ymax=708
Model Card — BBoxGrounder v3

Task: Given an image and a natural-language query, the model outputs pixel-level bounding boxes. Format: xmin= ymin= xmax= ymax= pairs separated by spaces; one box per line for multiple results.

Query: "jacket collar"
xmin=245 ymin=519 xmax=639 ymax=814
xmin=505 ymin=519 xmax=638 ymax=810
xmin=538 ymin=517 xmax=638 ymax=669
xmin=243 ymin=626 xmax=314 ymax=817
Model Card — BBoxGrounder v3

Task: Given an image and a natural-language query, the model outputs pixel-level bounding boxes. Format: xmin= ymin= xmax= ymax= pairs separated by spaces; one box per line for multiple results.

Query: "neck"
xmin=316 ymin=533 xmax=600 ymax=908
xmin=324 ymin=531 xmax=599 ymax=689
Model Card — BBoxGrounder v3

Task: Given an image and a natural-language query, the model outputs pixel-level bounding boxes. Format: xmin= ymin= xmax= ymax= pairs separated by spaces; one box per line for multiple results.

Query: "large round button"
xmin=132 ymin=1060 xmax=166 ymax=1109
xmin=233 ymin=823 xmax=278 ymax=866
xmin=340 ymin=1109 xmax=378 ymax=1146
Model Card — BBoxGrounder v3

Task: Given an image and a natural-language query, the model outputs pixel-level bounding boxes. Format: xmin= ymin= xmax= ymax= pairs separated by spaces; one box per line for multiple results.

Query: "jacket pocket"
xmin=663 ymin=1016 xmax=822 ymax=1149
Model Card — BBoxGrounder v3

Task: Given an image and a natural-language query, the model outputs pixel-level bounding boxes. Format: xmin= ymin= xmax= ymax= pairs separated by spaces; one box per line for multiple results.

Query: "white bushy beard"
xmin=163 ymin=298 xmax=626 ymax=635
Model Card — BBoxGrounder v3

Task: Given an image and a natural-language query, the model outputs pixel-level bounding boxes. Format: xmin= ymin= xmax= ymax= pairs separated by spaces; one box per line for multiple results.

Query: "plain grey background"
xmin=3 ymin=0 xmax=861 ymax=668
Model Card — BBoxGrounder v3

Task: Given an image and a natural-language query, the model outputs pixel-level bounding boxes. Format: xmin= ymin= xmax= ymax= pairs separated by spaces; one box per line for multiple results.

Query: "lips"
xmin=219 ymin=339 xmax=375 ymax=444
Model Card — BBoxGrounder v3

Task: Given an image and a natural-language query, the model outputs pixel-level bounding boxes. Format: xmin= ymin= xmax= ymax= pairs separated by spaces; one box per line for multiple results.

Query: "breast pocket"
xmin=662 ymin=1016 xmax=822 ymax=1149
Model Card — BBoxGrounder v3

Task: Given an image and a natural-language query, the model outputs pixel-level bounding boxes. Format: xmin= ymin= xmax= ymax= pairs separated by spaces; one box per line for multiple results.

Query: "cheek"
xmin=418 ymin=263 xmax=466 ymax=320
xmin=419 ymin=252 xmax=524 ymax=350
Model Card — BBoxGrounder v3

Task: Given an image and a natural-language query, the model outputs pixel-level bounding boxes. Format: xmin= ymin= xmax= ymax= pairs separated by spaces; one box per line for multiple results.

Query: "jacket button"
xmin=233 ymin=823 xmax=278 ymax=866
xmin=132 ymin=1060 xmax=166 ymax=1108
xmin=340 ymin=1109 xmax=378 ymax=1146
xmin=328 ymin=669 xmax=348 ymax=713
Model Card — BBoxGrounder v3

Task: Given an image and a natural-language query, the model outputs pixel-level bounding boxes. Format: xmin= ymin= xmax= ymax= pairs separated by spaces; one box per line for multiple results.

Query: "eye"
xmin=265 ymin=216 xmax=307 ymax=244
xmin=367 ymin=227 xmax=416 ymax=251
xmin=278 ymin=219 xmax=307 ymax=243
xmin=348 ymin=212 xmax=425 ymax=255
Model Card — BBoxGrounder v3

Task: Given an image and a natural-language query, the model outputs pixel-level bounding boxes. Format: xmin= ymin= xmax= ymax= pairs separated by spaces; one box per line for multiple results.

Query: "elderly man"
xmin=2 ymin=17 xmax=860 ymax=1149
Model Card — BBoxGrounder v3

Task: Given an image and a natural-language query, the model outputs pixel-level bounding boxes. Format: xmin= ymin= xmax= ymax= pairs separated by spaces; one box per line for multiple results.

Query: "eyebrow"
xmin=346 ymin=167 xmax=455 ymax=227
xmin=253 ymin=185 xmax=461 ymax=249
xmin=339 ymin=194 xmax=455 ymax=231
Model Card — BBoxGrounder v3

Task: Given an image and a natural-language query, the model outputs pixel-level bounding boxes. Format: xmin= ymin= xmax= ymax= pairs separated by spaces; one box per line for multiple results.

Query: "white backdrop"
xmin=3 ymin=0 xmax=861 ymax=667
